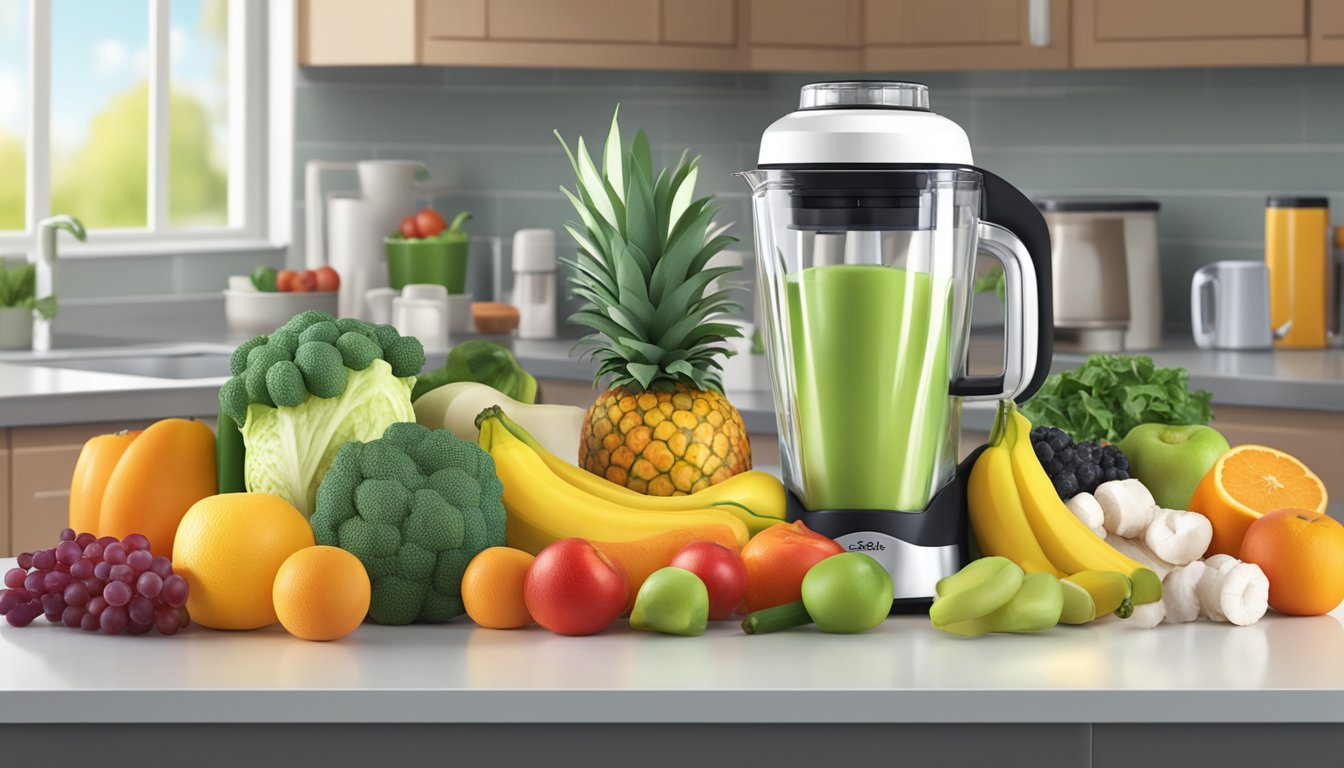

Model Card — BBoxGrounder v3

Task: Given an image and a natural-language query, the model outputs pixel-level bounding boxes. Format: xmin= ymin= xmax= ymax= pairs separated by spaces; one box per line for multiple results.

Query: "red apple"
xmin=669 ymin=541 xmax=748 ymax=621
xmin=524 ymin=538 xmax=628 ymax=636
xmin=313 ymin=265 xmax=340 ymax=292
xmin=399 ymin=216 xmax=420 ymax=239
xmin=275 ymin=269 xmax=299 ymax=292
xmin=292 ymin=269 xmax=317 ymax=293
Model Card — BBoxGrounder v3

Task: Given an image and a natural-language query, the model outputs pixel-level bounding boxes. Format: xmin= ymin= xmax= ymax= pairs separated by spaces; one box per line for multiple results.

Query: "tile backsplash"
xmin=58 ymin=65 xmax=1344 ymax=336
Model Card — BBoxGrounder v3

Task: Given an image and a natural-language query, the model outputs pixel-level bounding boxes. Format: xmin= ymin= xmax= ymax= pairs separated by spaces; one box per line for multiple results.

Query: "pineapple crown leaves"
xmin=555 ymin=107 xmax=742 ymax=394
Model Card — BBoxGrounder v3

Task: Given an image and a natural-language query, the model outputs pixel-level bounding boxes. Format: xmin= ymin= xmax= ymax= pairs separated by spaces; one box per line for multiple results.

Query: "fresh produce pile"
xmin=393 ymin=208 xmax=469 ymax=241
xmin=250 ymin=265 xmax=340 ymax=293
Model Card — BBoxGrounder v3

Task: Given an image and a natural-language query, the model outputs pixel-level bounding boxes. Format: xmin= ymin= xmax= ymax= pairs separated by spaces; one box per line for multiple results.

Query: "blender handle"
xmin=951 ymin=223 xmax=1040 ymax=401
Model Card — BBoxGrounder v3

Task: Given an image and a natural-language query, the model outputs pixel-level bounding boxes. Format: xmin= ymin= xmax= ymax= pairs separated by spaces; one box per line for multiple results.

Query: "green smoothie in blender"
xmin=786 ymin=264 xmax=952 ymax=511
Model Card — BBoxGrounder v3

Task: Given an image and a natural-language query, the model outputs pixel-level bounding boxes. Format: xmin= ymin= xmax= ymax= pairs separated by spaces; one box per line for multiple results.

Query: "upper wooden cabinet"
xmin=1312 ymin=0 xmax=1344 ymax=62
xmin=864 ymin=0 xmax=1069 ymax=71
xmin=300 ymin=0 xmax=1339 ymax=71
xmin=1073 ymin=0 xmax=1309 ymax=68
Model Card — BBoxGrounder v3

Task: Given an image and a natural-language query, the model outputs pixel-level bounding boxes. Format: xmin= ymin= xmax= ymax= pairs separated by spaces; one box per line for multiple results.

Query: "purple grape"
xmin=103 ymin=543 xmax=127 ymax=565
xmin=79 ymin=612 xmax=99 ymax=632
xmin=83 ymin=541 xmax=104 ymax=561
xmin=0 ymin=589 xmax=29 ymax=614
xmin=32 ymin=549 xmax=56 ymax=571
xmin=6 ymin=601 xmax=40 ymax=627
xmin=69 ymin=558 xmax=93 ymax=580
xmin=59 ymin=528 xmax=75 ymax=542
xmin=23 ymin=572 xmax=44 ymax=595
xmin=41 ymin=594 xmax=65 ymax=623
xmin=127 ymin=549 xmax=153 ymax=573
xmin=61 ymin=605 xmax=85 ymax=629
xmin=75 ymin=532 xmax=96 ymax=548
xmin=55 ymin=540 xmax=82 ymax=565
xmin=161 ymin=575 xmax=189 ymax=608
xmin=97 ymin=536 xmax=118 ymax=548
xmin=3 ymin=568 xmax=25 ymax=590
xmin=136 ymin=571 xmax=163 ymax=599
xmin=150 ymin=556 xmax=173 ymax=579
xmin=109 ymin=564 xmax=135 ymax=584
xmin=16 ymin=552 xmax=33 ymax=569
xmin=155 ymin=606 xmax=181 ymax=636
xmin=92 ymin=561 xmax=111 ymax=581
xmin=177 ymin=607 xmax=191 ymax=628
xmin=128 ymin=596 xmax=156 ymax=626
xmin=127 ymin=620 xmax=153 ymax=635
xmin=99 ymin=605 xmax=128 ymax=634
xmin=43 ymin=570 xmax=71 ymax=593
xmin=63 ymin=582 xmax=90 ymax=607
xmin=122 ymin=533 xmax=151 ymax=552
xmin=103 ymin=581 xmax=132 ymax=608
xmin=88 ymin=596 xmax=108 ymax=617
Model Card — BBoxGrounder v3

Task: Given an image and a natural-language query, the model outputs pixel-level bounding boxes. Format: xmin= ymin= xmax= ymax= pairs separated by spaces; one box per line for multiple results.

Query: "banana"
xmin=1059 ymin=580 xmax=1097 ymax=625
xmin=477 ymin=408 xmax=751 ymax=554
xmin=1062 ymin=570 xmax=1134 ymax=620
xmin=940 ymin=572 xmax=1064 ymax=638
xmin=930 ymin=556 xmax=1024 ymax=628
xmin=489 ymin=408 xmax=787 ymax=535
xmin=967 ymin=403 xmax=1064 ymax=576
xmin=1006 ymin=406 xmax=1163 ymax=605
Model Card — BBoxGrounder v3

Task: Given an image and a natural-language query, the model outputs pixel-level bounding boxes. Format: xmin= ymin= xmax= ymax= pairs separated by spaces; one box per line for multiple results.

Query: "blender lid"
xmin=758 ymin=81 xmax=974 ymax=168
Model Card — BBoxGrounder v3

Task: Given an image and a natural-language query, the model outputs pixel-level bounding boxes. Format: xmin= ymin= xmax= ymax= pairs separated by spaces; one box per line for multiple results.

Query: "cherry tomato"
xmin=292 ymin=270 xmax=317 ymax=293
xmin=275 ymin=269 xmax=299 ymax=292
xmin=414 ymin=208 xmax=447 ymax=238
xmin=399 ymin=216 xmax=420 ymax=239
xmin=314 ymin=266 xmax=340 ymax=292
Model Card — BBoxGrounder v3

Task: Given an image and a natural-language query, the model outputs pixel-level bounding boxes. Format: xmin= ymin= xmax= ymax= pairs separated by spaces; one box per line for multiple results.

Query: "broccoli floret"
xmin=230 ymin=335 xmax=267 ymax=376
xmin=268 ymin=328 xmax=300 ymax=356
xmin=265 ymin=360 xmax=307 ymax=408
xmin=294 ymin=340 xmax=347 ymax=398
xmin=335 ymin=331 xmax=380 ymax=370
xmin=284 ymin=309 xmax=335 ymax=335
xmin=299 ymin=320 xmax=341 ymax=346
xmin=383 ymin=335 xmax=426 ymax=377
xmin=310 ymin=422 xmax=505 ymax=625
xmin=219 ymin=375 xmax=249 ymax=425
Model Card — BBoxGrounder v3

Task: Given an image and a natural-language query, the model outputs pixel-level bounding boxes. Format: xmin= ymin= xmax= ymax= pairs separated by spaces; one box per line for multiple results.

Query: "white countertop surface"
xmin=2 ymin=554 xmax=1343 ymax=725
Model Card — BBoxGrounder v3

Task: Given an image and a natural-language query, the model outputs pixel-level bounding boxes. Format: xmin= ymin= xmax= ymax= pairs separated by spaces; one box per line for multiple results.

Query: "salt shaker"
xmin=512 ymin=229 xmax=558 ymax=339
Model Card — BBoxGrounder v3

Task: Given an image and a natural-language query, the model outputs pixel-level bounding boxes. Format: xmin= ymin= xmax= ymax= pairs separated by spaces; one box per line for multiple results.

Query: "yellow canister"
xmin=1265 ymin=196 xmax=1330 ymax=349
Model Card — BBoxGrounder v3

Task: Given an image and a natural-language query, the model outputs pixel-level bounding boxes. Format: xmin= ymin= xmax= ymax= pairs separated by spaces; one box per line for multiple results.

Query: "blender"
xmin=739 ymin=82 xmax=1053 ymax=608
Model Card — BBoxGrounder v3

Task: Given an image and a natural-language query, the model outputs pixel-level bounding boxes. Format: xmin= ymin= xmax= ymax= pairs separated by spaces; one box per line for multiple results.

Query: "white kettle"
xmin=305 ymin=160 xmax=428 ymax=318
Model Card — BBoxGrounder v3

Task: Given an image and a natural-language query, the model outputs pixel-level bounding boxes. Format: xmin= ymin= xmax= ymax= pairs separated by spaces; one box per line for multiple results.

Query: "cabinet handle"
xmin=1028 ymin=0 xmax=1050 ymax=47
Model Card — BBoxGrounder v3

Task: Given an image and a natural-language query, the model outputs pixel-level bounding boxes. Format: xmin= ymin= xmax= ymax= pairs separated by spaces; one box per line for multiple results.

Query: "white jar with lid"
xmin=512 ymin=229 xmax=558 ymax=340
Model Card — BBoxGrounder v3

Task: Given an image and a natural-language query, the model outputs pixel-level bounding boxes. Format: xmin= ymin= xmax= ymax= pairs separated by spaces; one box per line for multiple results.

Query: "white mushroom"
xmin=1129 ymin=600 xmax=1166 ymax=629
xmin=1161 ymin=561 xmax=1207 ymax=624
xmin=1196 ymin=555 xmax=1240 ymax=622
xmin=1219 ymin=562 xmax=1270 ymax=627
xmin=1065 ymin=493 xmax=1107 ymax=539
xmin=1144 ymin=509 xmax=1214 ymax=566
xmin=1095 ymin=479 xmax=1157 ymax=539
xmin=1106 ymin=536 xmax=1174 ymax=580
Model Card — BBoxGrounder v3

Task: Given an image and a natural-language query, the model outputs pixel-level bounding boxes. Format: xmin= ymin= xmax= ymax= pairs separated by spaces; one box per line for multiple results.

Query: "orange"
xmin=462 ymin=547 xmax=535 ymax=629
xmin=273 ymin=546 xmax=371 ymax=641
xmin=173 ymin=493 xmax=315 ymax=630
xmin=1240 ymin=509 xmax=1344 ymax=616
xmin=1188 ymin=445 xmax=1327 ymax=557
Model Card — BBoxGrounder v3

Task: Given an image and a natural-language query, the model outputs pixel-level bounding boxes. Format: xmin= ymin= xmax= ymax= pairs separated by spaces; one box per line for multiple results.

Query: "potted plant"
xmin=0 ymin=260 xmax=56 ymax=350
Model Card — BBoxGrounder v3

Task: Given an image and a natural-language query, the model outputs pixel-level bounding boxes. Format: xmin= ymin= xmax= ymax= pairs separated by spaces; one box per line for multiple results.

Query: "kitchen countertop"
xmin=0 ymin=300 xmax=1340 ymax=431
xmin=1 ymin=551 xmax=1343 ymax=726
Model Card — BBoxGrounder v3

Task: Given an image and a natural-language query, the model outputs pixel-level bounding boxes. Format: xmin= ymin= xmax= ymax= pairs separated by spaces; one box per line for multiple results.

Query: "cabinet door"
xmin=1073 ymin=0 xmax=1308 ymax=68
xmin=9 ymin=421 xmax=151 ymax=557
xmin=864 ymin=0 xmax=1068 ymax=71
xmin=425 ymin=0 xmax=487 ymax=40
xmin=0 ymin=430 xmax=10 ymax=557
xmin=747 ymin=0 xmax=864 ymax=71
xmin=663 ymin=0 xmax=737 ymax=46
xmin=488 ymin=0 xmax=660 ymax=43
xmin=298 ymin=0 xmax=420 ymax=65
xmin=1312 ymin=0 xmax=1344 ymax=62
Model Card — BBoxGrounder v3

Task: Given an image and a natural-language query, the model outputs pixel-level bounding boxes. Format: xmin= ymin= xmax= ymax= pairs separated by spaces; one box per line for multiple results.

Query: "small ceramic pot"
xmin=0 ymin=306 xmax=34 ymax=350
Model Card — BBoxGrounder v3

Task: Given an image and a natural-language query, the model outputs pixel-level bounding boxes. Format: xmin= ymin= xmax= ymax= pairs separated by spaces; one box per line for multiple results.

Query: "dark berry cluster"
xmin=1030 ymin=426 xmax=1130 ymax=500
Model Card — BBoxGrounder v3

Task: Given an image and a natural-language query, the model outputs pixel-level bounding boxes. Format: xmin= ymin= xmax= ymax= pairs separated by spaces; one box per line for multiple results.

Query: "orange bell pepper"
xmin=69 ymin=430 xmax=140 ymax=536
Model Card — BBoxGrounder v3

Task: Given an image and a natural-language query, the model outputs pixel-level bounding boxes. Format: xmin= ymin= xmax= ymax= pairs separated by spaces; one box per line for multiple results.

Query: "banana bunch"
xmin=477 ymin=406 xmax=786 ymax=554
xmin=967 ymin=402 xmax=1161 ymax=623
xmin=930 ymin=557 xmax=1063 ymax=637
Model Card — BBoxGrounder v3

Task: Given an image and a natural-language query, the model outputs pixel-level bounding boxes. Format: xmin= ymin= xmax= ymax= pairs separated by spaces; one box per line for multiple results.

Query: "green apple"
xmin=630 ymin=567 xmax=709 ymax=637
xmin=1117 ymin=424 xmax=1230 ymax=510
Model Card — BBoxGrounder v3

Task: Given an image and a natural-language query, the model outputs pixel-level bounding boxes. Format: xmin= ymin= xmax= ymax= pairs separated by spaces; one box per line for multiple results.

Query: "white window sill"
xmin=0 ymin=237 xmax=286 ymax=260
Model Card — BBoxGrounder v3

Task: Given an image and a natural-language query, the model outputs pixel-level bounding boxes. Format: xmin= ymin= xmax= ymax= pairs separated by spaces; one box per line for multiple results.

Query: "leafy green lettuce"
xmin=1021 ymin=354 xmax=1213 ymax=443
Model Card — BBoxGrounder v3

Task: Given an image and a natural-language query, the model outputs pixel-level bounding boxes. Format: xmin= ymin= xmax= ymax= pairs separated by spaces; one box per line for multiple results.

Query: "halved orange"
xmin=1190 ymin=445 xmax=1328 ymax=557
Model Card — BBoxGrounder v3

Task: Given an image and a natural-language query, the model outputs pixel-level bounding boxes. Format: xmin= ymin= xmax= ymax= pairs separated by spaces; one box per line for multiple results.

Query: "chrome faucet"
xmin=30 ymin=214 xmax=86 ymax=352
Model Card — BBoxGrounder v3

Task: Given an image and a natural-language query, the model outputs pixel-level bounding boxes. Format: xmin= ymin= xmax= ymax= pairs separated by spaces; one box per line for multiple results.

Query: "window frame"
xmin=0 ymin=0 xmax=288 ymax=258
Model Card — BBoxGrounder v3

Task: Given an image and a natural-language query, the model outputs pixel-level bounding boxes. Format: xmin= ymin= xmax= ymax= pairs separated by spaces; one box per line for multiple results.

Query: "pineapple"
xmin=556 ymin=110 xmax=751 ymax=495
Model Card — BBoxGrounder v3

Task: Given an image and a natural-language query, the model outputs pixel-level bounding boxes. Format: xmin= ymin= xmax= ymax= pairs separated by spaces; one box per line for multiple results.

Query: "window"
xmin=0 ymin=0 xmax=270 ymax=254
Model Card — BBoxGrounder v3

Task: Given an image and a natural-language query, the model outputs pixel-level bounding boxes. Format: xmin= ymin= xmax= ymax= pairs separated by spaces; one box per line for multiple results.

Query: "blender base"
xmin=784 ymin=445 xmax=983 ymax=612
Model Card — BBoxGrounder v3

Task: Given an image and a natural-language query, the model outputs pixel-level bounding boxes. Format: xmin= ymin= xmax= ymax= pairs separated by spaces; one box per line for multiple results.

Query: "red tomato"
xmin=414 ymin=208 xmax=447 ymax=238
xmin=275 ymin=269 xmax=299 ymax=292
xmin=291 ymin=270 xmax=317 ymax=293
xmin=669 ymin=541 xmax=748 ymax=621
xmin=524 ymin=539 xmax=628 ymax=636
xmin=399 ymin=216 xmax=421 ymax=239
xmin=313 ymin=265 xmax=340 ymax=292
xmin=739 ymin=521 xmax=843 ymax=612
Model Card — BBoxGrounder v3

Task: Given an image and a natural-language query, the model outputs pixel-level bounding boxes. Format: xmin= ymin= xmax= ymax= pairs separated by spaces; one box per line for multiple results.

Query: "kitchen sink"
xmin=9 ymin=352 xmax=233 ymax=380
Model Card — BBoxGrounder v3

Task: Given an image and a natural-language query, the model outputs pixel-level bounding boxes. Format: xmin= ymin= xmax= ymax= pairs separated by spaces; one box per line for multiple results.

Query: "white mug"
xmin=1191 ymin=261 xmax=1272 ymax=350
xmin=393 ymin=283 xmax=450 ymax=350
